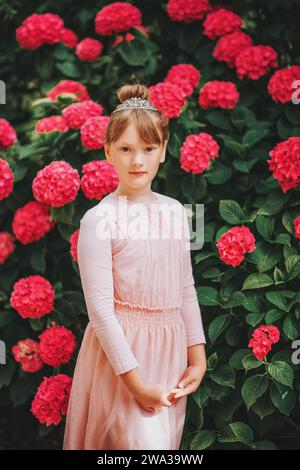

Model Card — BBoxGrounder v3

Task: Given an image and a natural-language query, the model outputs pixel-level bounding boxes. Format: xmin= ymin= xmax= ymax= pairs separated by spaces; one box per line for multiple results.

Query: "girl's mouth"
xmin=129 ymin=171 xmax=147 ymax=176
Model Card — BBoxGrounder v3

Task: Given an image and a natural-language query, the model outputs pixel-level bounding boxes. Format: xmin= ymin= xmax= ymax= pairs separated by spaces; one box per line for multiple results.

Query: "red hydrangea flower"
xmin=294 ymin=215 xmax=300 ymax=239
xmin=203 ymin=8 xmax=243 ymax=39
xmin=32 ymin=161 xmax=80 ymax=207
xmin=76 ymin=38 xmax=103 ymax=62
xmin=198 ymin=81 xmax=239 ymax=109
xmin=80 ymin=116 xmax=110 ymax=149
xmin=248 ymin=324 xmax=280 ymax=361
xmin=39 ymin=325 xmax=76 ymax=367
xmin=216 ymin=225 xmax=256 ymax=267
xmin=12 ymin=339 xmax=43 ymax=373
xmin=16 ymin=13 xmax=64 ymax=50
xmin=35 ymin=116 xmax=69 ymax=133
xmin=12 ymin=201 xmax=56 ymax=244
xmin=235 ymin=45 xmax=278 ymax=80
xmin=47 ymin=80 xmax=90 ymax=102
xmin=0 ymin=231 xmax=16 ymax=264
xmin=0 ymin=118 xmax=17 ymax=150
xmin=81 ymin=160 xmax=119 ymax=200
xmin=164 ymin=64 xmax=201 ymax=97
xmin=62 ymin=100 xmax=104 ymax=129
xmin=267 ymin=137 xmax=300 ymax=192
xmin=213 ymin=31 xmax=253 ymax=68
xmin=180 ymin=132 xmax=220 ymax=174
xmin=0 ymin=158 xmax=14 ymax=200
xmin=10 ymin=274 xmax=55 ymax=319
xmin=31 ymin=374 xmax=72 ymax=426
xmin=149 ymin=82 xmax=187 ymax=119
xmin=166 ymin=0 xmax=212 ymax=23
xmin=267 ymin=66 xmax=300 ymax=104
xmin=70 ymin=228 xmax=80 ymax=262
xmin=95 ymin=2 xmax=142 ymax=36
xmin=60 ymin=28 xmax=78 ymax=48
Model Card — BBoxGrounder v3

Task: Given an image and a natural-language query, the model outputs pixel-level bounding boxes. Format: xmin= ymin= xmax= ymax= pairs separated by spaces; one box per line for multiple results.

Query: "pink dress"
xmin=63 ymin=191 xmax=206 ymax=450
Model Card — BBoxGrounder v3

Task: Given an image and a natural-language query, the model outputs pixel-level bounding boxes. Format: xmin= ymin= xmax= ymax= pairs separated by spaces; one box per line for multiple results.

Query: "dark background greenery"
xmin=0 ymin=0 xmax=300 ymax=450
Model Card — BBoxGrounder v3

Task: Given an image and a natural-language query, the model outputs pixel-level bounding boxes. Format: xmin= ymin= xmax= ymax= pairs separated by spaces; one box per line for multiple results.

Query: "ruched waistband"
xmin=114 ymin=298 xmax=182 ymax=325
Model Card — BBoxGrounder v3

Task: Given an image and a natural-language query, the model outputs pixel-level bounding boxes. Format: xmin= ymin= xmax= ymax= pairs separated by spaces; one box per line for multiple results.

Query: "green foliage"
xmin=1 ymin=0 xmax=300 ymax=451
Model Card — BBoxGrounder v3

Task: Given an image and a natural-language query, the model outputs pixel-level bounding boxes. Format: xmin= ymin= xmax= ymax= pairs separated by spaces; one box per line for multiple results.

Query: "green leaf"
xmin=19 ymin=144 xmax=49 ymax=160
xmin=51 ymin=204 xmax=75 ymax=225
xmin=197 ymin=286 xmax=220 ymax=306
xmin=251 ymin=393 xmax=275 ymax=419
xmin=242 ymin=273 xmax=274 ymax=290
xmin=190 ymin=430 xmax=216 ymax=450
xmin=117 ymin=38 xmax=149 ymax=66
xmin=272 ymin=233 xmax=291 ymax=246
xmin=167 ymin=132 xmax=182 ymax=158
xmin=285 ymin=255 xmax=300 ymax=281
xmin=229 ymin=422 xmax=254 ymax=446
xmin=265 ymin=309 xmax=284 ymax=324
xmin=29 ymin=318 xmax=46 ymax=331
xmin=209 ymin=365 xmax=235 ymax=389
xmin=242 ymin=352 xmax=262 ymax=372
xmin=207 ymin=352 xmax=218 ymax=370
xmin=246 ymin=312 xmax=265 ymax=326
xmin=283 ymin=315 xmax=298 ymax=340
xmin=223 ymin=291 xmax=246 ymax=308
xmin=219 ymin=200 xmax=247 ymax=224
xmin=267 ymin=361 xmax=294 ymax=388
xmin=247 ymin=242 xmax=282 ymax=273
xmin=205 ymin=161 xmax=233 ymax=185
xmin=206 ymin=111 xmax=232 ymax=130
xmin=255 ymin=215 xmax=274 ymax=240
xmin=55 ymin=61 xmax=81 ymax=78
xmin=282 ymin=211 xmax=295 ymax=235
xmin=269 ymin=382 xmax=296 ymax=415
xmin=181 ymin=174 xmax=207 ymax=201
xmin=195 ymin=251 xmax=215 ymax=264
xmin=265 ymin=291 xmax=288 ymax=311
xmin=231 ymin=106 xmax=257 ymax=131
xmin=229 ymin=349 xmax=250 ymax=369
xmin=208 ymin=314 xmax=232 ymax=344
xmin=217 ymin=135 xmax=249 ymax=158
xmin=243 ymin=292 xmax=264 ymax=312
xmin=242 ymin=129 xmax=269 ymax=146
xmin=241 ymin=374 xmax=269 ymax=410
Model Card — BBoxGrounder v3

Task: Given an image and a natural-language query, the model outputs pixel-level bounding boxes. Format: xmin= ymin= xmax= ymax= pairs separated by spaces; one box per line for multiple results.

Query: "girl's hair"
xmin=105 ymin=80 xmax=169 ymax=146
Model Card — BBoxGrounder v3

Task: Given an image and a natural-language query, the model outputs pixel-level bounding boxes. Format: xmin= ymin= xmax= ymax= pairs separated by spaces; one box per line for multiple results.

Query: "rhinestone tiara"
xmin=111 ymin=97 xmax=160 ymax=114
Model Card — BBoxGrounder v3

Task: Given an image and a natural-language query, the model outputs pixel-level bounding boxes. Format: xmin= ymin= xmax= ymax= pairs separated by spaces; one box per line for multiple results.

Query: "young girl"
xmin=63 ymin=83 xmax=207 ymax=450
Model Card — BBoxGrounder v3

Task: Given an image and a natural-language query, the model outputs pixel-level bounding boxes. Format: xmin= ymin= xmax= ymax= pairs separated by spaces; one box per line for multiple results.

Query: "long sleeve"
xmin=180 ymin=207 xmax=206 ymax=347
xmin=77 ymin=208 xmax=139 ymax=376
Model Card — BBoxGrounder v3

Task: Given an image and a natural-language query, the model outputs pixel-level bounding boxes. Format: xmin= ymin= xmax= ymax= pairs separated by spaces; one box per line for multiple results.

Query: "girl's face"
xmin=104 ymin=122 xmax=167 ymax=193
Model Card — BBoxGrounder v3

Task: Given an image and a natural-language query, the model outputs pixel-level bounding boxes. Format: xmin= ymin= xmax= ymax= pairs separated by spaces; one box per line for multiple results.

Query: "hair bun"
xmin=117 ymin=82 xmax=150 ymax=104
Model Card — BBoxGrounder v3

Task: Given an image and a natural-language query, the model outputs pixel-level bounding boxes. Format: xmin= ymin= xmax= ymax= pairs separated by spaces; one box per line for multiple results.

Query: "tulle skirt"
xmin=63 ymin=303 xmax=188 ymax=450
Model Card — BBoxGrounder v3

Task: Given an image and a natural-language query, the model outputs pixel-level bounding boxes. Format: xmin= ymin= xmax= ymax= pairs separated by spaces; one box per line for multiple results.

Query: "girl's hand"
xmin=134 ymin=382 xmax=174 ymax=414
xmin=167 ymin=365 xmax=207 ymax=405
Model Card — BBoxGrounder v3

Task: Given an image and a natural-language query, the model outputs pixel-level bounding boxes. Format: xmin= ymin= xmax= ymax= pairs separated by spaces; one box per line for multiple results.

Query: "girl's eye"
xmin=145 ymin=147 xmax=155 ymax=152
xmin=120 ymin=147 xmax=130 ymax=152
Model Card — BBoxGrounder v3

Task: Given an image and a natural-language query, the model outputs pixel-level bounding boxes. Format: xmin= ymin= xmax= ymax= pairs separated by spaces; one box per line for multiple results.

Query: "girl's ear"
xmin=104 ymin=143 xmax=111 ymax=161
xmin=160 ymin=139 xmax=168 ymax=163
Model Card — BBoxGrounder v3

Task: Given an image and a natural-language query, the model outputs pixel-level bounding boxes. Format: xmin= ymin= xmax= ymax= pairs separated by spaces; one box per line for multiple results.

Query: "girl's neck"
xmin=111 ymin=188 xmax=158 ymax=204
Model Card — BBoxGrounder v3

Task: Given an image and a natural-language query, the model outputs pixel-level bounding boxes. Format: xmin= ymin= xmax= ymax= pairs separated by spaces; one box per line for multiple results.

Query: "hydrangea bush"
xmin=0 ymin=0 xmax=300 ymax=450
